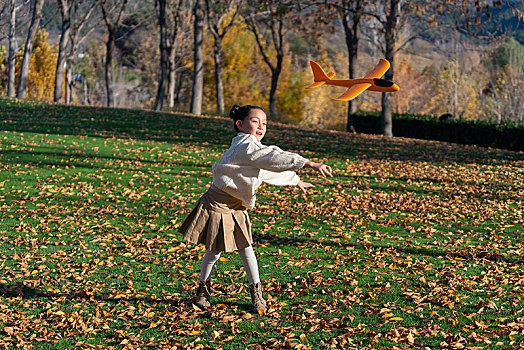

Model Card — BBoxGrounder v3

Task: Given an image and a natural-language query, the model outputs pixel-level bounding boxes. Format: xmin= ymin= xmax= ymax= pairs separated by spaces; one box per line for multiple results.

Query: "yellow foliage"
xmin=277 ymin=57 xmax=307 ymax=122
xmin=0 ymin=45 xmax=7 ymax=94
xmin=202 ymin=23 xmax=310 ymax=122
xmin=203 ymin=23 xmax=268 ymax=114
xmin=301 ymin=51 xmax=346 ymax=129
xmin=392 ymin=59 xmax=426 ymax=114
xmin=421 ymin=60 xmax=481 ymax=120
xmin=16 ymin=29 xmax=58 ymax=102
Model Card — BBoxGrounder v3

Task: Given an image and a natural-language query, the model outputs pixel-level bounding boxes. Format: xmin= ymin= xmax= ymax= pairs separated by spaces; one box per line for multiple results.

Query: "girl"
xmin=179 ymin=104 xmax=332 ymax=313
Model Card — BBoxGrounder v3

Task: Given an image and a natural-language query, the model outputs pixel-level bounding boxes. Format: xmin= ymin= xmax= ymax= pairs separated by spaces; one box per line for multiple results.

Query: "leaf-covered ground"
xmin=0 ymin=97 xmax=523 ymax=349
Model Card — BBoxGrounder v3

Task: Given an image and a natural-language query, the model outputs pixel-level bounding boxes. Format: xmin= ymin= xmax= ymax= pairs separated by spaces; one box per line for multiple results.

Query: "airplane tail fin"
xmin=306 ymin=61 xmax=331 ymax=89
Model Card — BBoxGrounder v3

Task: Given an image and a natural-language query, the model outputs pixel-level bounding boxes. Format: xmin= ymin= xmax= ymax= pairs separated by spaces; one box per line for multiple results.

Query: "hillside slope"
xmin=0 ymin=98 xmax=523 ymax=349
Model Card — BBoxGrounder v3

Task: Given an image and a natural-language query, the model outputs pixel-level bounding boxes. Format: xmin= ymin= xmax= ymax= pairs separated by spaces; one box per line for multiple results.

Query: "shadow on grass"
xmin=0 ymin=149 xmax=209 ymax=171
xmin=1 ymin=99 xmax=522 ymax=166
xmin=0 ymin=282 xmax=254 ymax=313
xmin=323 ymin=176 xmax=524 ymax=203
xmin=253 ymin=232 xmax=524 ymax=265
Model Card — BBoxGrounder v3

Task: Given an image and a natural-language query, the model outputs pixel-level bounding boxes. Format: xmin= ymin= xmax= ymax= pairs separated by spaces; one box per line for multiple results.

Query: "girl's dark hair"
xmin=229 ymin=104 xmax=265 ymax=132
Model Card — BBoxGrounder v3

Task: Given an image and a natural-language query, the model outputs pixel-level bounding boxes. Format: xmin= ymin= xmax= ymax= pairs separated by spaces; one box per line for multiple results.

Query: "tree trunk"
xmin=17 ymin=0 xmax=45 ymax=99
xmin=381 ymin=92 xmax=393 ymax=136
xmin=105 ymin=29 xmax=115 ymax=107
xmin=63 ymin=0 xmax=97 ymax=104
xmin=65 ymin=37 xmax=78 ymax=105
xmin=54 ymin=0 xmax=71 ymax=103
xmin=99 ymin=0 xmax=128 ymax=107
xmin=342 ymin=2 xmax=361 ymax=133
xmin=64 ymin=58 xmax=73 ymax=104
xmin=213 ymin=36 xmax=225 ymax=114
xmin=154 ymin=0 xmax=167 ymax=111
xmin=380 ymin=0 xmax=399 ymax=137
xmin=205 ymin=0 xmax=241 ymax=115
xmin=175 ymin=68 xmax=183 ymax=104
xmin=268 ymin=56 xmax=282 ymax=119
xmin=190 ymin=0 xmax=205 ymax=115
xmin=7 ymin=0 xmax=17 ymax=98
xmin=167 ymin=46 xmax=176 ymax=109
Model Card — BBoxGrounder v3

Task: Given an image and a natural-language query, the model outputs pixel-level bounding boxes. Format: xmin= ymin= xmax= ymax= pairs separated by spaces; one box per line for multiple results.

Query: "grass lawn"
xmin=0 ymin=97 xmax=523 ymax=349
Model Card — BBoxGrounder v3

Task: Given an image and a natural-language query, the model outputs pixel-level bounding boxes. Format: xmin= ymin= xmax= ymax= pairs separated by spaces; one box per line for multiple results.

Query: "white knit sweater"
xmin=212 ymin=133 xmax=308 ymax=208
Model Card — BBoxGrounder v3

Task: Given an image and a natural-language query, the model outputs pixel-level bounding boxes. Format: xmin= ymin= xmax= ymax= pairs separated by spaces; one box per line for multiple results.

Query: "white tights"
xmin=199 ymin=245 xmax=260 ymax=285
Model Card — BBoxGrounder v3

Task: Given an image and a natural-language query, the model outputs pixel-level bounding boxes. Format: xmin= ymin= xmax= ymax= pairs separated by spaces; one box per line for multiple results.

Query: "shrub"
xmin=351 ymin=112 xmax=524 ymax=151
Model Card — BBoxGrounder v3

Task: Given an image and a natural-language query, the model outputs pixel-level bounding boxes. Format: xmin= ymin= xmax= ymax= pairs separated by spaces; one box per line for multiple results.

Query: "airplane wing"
xmin=333 ymin=83 xmax=372 ymax=101
xmin=334 ymin=59 xmax=390 ymax=100
xmin=364 ymin=59 xmax=390 ymax=79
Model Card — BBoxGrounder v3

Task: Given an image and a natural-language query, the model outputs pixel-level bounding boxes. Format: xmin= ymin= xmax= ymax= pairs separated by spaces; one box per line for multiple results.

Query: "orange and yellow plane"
xmin=306 ymin=59 xmax=400 ymax=101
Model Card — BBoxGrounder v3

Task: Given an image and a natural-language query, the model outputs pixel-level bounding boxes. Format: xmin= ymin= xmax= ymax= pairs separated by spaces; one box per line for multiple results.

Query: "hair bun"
xmin=229 ymin=105 xmax=241 ymax=119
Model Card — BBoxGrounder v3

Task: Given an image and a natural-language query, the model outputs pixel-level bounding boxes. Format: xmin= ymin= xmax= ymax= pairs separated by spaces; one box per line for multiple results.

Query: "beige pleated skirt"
xmin=178 ymin=185 xmax=252 ymax=252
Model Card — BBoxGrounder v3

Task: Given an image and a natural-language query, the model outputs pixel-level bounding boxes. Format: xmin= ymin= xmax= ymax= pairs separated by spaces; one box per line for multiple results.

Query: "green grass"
xmin=0 ymin=97 xmax=523 ymax=349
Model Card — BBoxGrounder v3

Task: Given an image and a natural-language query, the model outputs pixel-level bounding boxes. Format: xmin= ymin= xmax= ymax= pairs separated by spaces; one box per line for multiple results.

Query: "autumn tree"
xmin=98 ymin=0 xmax=128 ymax=107
xmin=485 ymin=64 xmax=524 ymax=123
xmin=318 ymin=0 xmax=368 ymax=132
xmin=154 ymin=0 xmax=169 ymax=110
xmin=483 ymin=38 xmax=524 ymax=123
xmin=6 ymin=0 xmax=23 ymax=98
xmin=362 ymin=0 xmax=498 ymax=136
xmin=64 ymin=1 xmax=98 ymax=104
xmin=15 ymin=28 xmax=57 ymax=101
xmin=53 ymin=0 xmax=97 ymax=103
xmin=16 ymin=0 xmax=44 ymax=99
xmin=154 ymin=0 xmax=192 ymax=111
xmin=190 ymin=0 xmax=205 ymax=115
xmin=391 ymin=58 xmax=425 ymax=115
xmin=301 ymin=51 xmax=346 ymax=129
xmin=53 ymin=0 xmax=73 ymax=102
xmin=360 ymin=0 xmax=401 ymax=137
xmin=244 ymin=0 xmax=293 ymax=118
xmin=204 ymin=0 xmax=242 ymax=114
xmin=290 ymin=0 xmax=366 ymax=130
xmin=204 ymin=22 xmax=267 ymax=110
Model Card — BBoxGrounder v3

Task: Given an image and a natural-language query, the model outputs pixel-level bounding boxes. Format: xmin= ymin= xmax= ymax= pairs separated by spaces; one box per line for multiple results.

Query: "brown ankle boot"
xmin=249 ymin=283 xmax=267 ymax=314
xmin=194 ymin=281 xmax=211 ymax=309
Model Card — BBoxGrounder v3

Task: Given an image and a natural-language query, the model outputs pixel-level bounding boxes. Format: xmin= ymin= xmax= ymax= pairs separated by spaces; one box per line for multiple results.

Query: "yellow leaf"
xmin=407 ymin=332 xmax=414 ymax=344
xmin=389 ymin=316 xmax=404 ymax=321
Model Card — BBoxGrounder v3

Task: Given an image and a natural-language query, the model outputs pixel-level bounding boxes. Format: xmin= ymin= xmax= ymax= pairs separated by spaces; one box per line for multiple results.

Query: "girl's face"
xmin=236 ymin=109 xmax=267 ymax=142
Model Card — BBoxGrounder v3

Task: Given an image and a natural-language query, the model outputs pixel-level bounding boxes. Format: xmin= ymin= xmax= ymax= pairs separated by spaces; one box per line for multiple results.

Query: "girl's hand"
xmin=305 ymin=161 xmax=333 ymax=178
xmin=297 ymin=180 xmax=315 ymax=194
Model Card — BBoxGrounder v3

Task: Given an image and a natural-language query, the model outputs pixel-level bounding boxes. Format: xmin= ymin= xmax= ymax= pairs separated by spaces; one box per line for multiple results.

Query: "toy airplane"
xmin=306 ymin=59 xmax=399 ymax=101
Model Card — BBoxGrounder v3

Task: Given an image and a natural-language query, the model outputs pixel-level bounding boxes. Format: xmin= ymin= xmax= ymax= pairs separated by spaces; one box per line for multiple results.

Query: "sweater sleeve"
xmin=261 ymin=169 xmax=300 ymax=186
xmin=238 ymin=137 xmax=308 ymax=172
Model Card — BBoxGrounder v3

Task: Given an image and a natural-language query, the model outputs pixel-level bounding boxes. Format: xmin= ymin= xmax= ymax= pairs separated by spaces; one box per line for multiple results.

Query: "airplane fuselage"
xmin=321 ymin=78 xmax=399 ymax=92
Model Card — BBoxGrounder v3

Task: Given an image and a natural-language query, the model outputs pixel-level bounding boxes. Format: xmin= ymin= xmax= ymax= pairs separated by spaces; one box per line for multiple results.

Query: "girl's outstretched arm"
xmin=304 ymin=161 xmax=333 ymax=178
xmin=297 ymin=180 xmax=315 ymax=194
